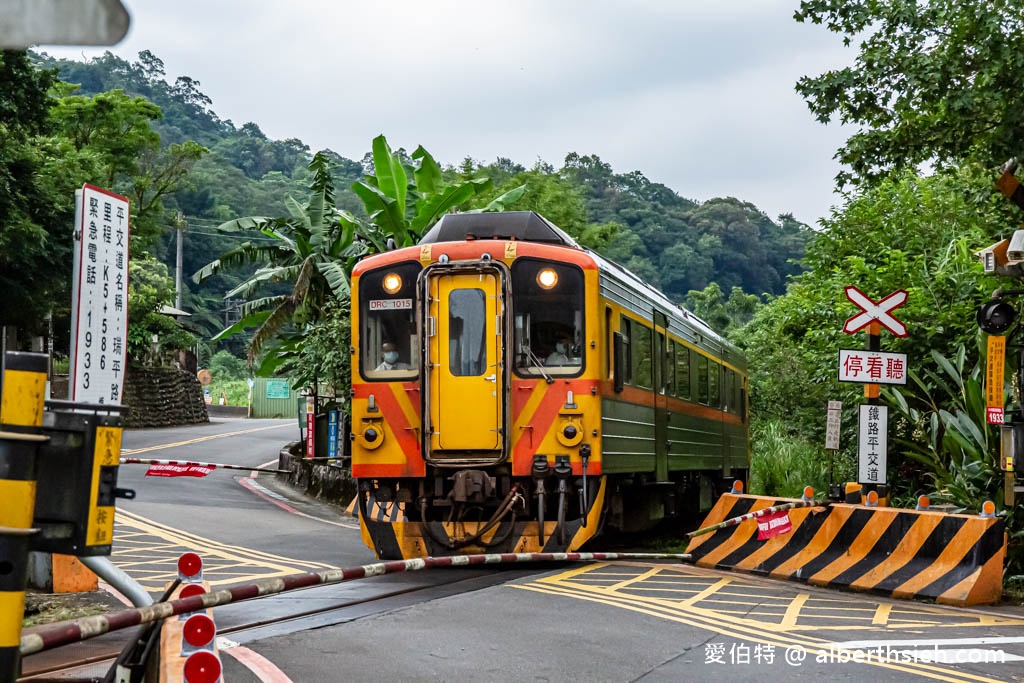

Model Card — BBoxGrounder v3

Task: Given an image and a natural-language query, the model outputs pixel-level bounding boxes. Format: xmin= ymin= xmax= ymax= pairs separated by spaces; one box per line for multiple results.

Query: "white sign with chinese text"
xmin=825 ymin=400 xmax=842 ymax=450
xmin=70 ymin=184 xmax=130 ymax=404
xmin=858 ymin=404 xmax=887 ymax=484
xmin=838 ymin=350 xmax=908 ymax=385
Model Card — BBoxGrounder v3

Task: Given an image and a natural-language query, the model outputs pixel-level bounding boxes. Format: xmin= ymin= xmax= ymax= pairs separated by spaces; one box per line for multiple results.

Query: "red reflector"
xmin=183 ymin=650 xmax=221 ymax=683
xmin=183 ymin=614 xmax=216 ymax=648
xmin=180 ymin=584 xmax=206 ymax=599
xmin=178 ymin=552 xmax=203 ymax=578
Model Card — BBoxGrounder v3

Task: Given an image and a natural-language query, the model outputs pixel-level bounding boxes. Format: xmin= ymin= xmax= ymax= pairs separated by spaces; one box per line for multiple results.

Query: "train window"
xmin=696 ymin=354 xmax=709 ymax=404
xmin=448 ymin=289 xmax=487 ymax=376
xmin=675 ymin=343 xmax=691 ymax=399
xmin=724 ymin=369 xmax=735 ymax=413
xmin=633 ymin=324 xmax=652 ymax=389
xmin=659 ymin=334 xmax=672 ymax=395
xmin=709 ymin=361 xmax=720 ymax=408
xmin=620 ymin=318 xmax=633 ymax=384
xmin=604 ymin=306 xmax=613 ymax=379
xmin=512 ymin=259 xmax=585 ymax=377
xmin=359 ymin=262 xmax=421 ymax=381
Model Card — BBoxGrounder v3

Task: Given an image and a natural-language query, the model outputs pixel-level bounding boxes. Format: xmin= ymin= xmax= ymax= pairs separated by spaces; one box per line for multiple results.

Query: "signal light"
xmin=916 ymin=495 xmax=930 ymax=511
xmin=802 ymin=486 xmax=814 ymax=502
xmin=180 ymin=584 xmax=206 ymax=599
xmin=183 ymin=614 xmax=216 ymax=650
xmin=977 ymin=299 xmax=1017 ymax=334
xmin=178 ymin=552 xmax=203 ymax=582
xmin=183 ymin=650 xmax=222 ymax=683
xmin=981 ymin=500 xmax=996 ymax=518
xmin=865 ymin=490 xmax=879 ymax=506
xmin=730 ymin=480 xmax=743 ymax=494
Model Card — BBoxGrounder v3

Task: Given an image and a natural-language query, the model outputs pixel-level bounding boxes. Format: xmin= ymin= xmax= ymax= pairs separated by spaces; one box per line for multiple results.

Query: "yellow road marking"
xmin=121 ymin=422 xmax=292 ymax=456
xmin=606 ymin=566 xmax=663 ymax=592
xmin=679 ymin=577 xmax=733 ymax=608
xmin=111 ymin=509 xmax=335 ymax=588
xmin=873 ymin=603 xmax=893 ymax=626
xmin=781 ymin=593 xmax=809 ymax=629
xmin=514 ymin=581 xmax=1003 ymax=683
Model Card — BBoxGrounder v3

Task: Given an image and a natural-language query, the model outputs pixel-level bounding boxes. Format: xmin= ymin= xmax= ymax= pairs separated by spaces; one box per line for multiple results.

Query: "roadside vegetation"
xmin=3 ymin=0 xmax=1024 ymax=587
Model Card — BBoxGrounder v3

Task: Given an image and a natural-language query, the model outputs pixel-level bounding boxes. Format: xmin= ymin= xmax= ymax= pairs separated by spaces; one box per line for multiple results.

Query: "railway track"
xmin=19 ymin=565 xmax=543 ymax=681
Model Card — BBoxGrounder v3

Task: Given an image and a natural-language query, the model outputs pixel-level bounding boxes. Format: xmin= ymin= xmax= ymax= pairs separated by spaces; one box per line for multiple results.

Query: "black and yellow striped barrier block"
xmin=0 ymin=351 xmax=48 ymax=680
xmin=687 ymin=493 xmax=1006 ymax=607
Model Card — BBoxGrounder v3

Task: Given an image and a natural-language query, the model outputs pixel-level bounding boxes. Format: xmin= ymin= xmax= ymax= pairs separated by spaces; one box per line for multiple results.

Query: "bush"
xmin=750 ymin=419 xmax=850 ymax=498
xmin=208 ymin=350 xmax=248 ymax=382
xmin=205 ymin=379 xmax=250 ymax=406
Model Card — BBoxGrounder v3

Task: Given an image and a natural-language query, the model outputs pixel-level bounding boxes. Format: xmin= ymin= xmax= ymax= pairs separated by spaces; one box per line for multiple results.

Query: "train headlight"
xmin=536 ymin=268 xmax=558 ymax=290
xmin=382 ymin=272 xmax=403 ymax=294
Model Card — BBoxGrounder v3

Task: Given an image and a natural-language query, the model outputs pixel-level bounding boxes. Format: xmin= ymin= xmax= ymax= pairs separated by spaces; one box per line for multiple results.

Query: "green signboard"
xmin=265 ymin=379 xmax=290 ymax=399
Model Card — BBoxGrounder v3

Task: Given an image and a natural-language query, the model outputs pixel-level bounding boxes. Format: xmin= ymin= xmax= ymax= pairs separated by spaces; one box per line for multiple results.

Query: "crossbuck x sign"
xmin=843 ymin=286 xmax=908 ymax=337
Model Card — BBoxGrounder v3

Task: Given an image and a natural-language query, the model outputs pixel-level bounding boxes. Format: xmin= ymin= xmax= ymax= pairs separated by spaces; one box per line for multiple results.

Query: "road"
xmin=113 ymin=417 xmax=375 ymax=590
xmin=22 ymin=418 xmax=1024 ymax=682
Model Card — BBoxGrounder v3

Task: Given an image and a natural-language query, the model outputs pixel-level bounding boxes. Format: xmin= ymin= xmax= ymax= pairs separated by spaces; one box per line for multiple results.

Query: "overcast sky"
xmin=45 ymin=0 xmax=856 ymax=227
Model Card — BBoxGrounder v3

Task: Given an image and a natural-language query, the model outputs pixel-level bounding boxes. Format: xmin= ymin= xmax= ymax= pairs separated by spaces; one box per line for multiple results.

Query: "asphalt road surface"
xmin=27 ymin=418 xmax=1024 ymax=683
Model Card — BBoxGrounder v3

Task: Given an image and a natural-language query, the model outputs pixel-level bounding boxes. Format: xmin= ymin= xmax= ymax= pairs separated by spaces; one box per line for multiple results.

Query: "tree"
xmin=740 ymin=167 xmax=1012 ymax=461
xmin=193 ymin=151 xmax=368 ymax=364
xmin=126 ymin=257 xmax=195 ymax=364
xmin=684 ymin=283 xmax=762 ymax=336
xmin=0 ymin=50 xmax=63 ymax=333
xmin=795 ymin=0 xmax=1024 ymax=185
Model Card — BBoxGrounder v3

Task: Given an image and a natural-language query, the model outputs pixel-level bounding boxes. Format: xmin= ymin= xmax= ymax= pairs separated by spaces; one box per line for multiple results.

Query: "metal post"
xmin=175 ymin=211 xmax=185 ymax=311
xmin=0 ymin=351 xmax=48 ymax=680
xmin=79 ymin=556 xmax=152 ymax=608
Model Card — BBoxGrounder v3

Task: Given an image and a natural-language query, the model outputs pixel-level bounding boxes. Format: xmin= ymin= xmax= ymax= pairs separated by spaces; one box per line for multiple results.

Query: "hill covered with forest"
xmin=34 ymin=49 xmax=811 ymax=353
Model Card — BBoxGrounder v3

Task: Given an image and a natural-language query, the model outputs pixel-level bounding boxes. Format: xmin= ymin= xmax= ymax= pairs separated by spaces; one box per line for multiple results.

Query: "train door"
xmin=425 ymin=269 xmax=505 ymax=459
xmin=653 ymin=312 xmax=669 ymax=482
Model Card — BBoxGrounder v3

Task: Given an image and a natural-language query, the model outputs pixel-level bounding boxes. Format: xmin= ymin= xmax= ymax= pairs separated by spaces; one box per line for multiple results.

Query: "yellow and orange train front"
xmin=350 ymin=239 xmax=606 ymax=559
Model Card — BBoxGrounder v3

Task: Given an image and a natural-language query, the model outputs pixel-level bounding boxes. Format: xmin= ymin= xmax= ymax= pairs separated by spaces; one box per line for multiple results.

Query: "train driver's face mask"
xmin=384 ymin=351 xmax=399 ymax=364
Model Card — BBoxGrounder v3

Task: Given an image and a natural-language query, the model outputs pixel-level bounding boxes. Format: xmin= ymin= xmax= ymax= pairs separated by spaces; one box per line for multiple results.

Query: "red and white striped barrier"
xmin=120 ymin=457 xmax=289 ymax=477
xmin=21 ymin=552 xmax=688 ymax=655
xmin=686 ymin=499 xmax=826 ymax=539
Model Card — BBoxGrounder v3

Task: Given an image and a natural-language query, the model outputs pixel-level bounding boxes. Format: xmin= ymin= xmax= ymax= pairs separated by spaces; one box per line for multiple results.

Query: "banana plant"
xmin=882 ymin=345 xmax=1001 ymax=511
xmin=193 ymin=151 xmax=369 ymax=361
xmin=352 ymin=135 xmax=525 ymax=247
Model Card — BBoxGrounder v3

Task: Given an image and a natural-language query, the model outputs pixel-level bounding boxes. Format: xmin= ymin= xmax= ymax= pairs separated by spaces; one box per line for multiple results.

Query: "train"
xmin=349 ymin=211 xmax=748 ymax=560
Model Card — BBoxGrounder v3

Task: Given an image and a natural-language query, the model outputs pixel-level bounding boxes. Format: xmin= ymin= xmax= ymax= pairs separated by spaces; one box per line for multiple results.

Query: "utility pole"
xmin=175 ymin=211 xmax=185 ymax=311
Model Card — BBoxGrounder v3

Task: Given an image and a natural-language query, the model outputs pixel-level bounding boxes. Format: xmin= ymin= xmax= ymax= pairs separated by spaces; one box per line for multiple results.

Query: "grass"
xmin=749 ymin=419 xmax=845 ymax=498
xmin=22 ymin=592 xmax=114 ymax=627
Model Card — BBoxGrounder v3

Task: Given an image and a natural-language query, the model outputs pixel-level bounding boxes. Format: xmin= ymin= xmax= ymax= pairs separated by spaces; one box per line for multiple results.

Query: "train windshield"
xmin=359 ymin=262 xmax=421 ymax=380
xmin=511 ymin=259 xmax=585 ymax=377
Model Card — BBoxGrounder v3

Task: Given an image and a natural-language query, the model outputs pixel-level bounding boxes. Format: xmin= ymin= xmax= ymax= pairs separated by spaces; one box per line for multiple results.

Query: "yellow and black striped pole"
xmin=0 ymin=351 xmax=49 ymax=680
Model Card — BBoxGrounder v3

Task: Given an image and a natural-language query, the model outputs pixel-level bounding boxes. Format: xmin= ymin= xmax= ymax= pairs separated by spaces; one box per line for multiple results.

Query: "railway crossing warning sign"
xmin=843 ymin=286 xmax=908 ymax=337
xmin=858 ymin=405 xmax=888 ymax=484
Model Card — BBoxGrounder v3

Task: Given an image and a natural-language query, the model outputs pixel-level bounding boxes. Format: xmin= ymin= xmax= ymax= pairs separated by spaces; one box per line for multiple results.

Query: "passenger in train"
xmin=376 ymin=342 xmax=411 ymax=371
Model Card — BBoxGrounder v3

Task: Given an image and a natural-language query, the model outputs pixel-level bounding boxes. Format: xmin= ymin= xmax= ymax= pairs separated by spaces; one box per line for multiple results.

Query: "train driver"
xmin=545 ymin=332 xmax=574 ymax=366
xmin=376 ymin=342 xmax=411 ymax=371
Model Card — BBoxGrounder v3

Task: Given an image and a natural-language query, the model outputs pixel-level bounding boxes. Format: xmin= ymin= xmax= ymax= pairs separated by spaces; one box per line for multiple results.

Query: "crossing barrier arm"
xmin=20 ymin=552 xmax=689 ymax=655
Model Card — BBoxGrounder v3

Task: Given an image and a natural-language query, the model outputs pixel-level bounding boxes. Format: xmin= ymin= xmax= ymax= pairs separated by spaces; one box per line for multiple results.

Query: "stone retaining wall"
xmin=277 ymin=441 xmax=356 ymax=507
xmin=122 ymin=365 xmax=209 ymax=428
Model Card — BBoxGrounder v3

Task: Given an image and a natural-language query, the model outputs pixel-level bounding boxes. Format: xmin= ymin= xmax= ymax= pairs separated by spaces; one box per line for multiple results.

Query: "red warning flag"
xmin=756 ymin=509 xmax=792 ymax=540
xmin=145 ymin=464 xmax=216 ymax=478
